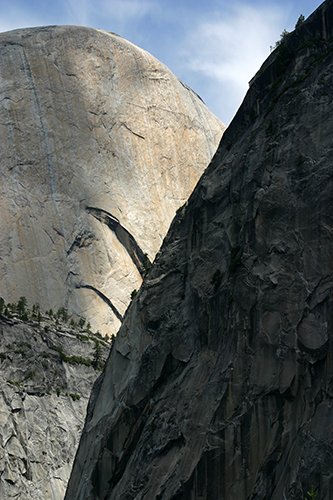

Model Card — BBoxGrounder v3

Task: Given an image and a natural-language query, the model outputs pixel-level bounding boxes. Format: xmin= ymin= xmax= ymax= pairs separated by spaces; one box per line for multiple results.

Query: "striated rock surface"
xmin=0 ymin=25 xmax=224 ymax=336
xmin=0 ymin=309 xmax=109 ymax=500
xmin=66 ymin=2 xmax=333 ymax=499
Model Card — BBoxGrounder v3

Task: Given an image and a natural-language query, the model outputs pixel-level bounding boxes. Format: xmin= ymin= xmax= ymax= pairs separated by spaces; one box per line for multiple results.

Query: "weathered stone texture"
xmin=0 ymin=314 xmax=109 ymax=500
xmin=65 ymin=2 xmax=333 ymax=499
xmin=0 ymin=25 xmax=224 ymax=335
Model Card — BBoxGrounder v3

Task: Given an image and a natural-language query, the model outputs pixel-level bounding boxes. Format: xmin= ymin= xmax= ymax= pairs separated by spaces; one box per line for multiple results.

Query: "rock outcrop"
xmin=0 ymin=308 xmax=109 ymax=500
xmin=66 ymin=2 xmax=333 ymax=499
xmin=0 ymin=25 xmax=224 ymax=336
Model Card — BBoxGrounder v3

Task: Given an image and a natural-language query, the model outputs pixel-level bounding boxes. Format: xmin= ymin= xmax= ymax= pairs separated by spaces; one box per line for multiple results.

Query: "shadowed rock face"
xmin=0 ymin=25 xmax=224 ymax=336
xmin=65 ymin=2 xmax=333 ymax=499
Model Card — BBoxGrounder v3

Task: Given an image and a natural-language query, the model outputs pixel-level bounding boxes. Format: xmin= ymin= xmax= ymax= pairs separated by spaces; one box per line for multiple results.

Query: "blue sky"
xmin=1 ymin=0 xmax=324 ymax=124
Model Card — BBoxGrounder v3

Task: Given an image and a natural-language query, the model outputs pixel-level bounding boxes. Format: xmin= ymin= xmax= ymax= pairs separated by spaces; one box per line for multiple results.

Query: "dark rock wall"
xmin=65 ymin=1 xmax=333 ymax=499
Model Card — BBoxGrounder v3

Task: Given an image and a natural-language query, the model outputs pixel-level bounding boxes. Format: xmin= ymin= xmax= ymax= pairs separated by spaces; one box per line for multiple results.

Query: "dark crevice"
xmin=152 ymin=353 xmax=186 ymax=394
xmin=66 ymin=231 xmax=95 ymax=255
xmin=86 ymin=207 xmax=150 ymax=277
xmin=120 ymin=122 xmax=145 ymax=140
xmin=76 ymin=284 xmax=123 ymax=322
xmin=4 ymin=478 xmax=15 ymax=485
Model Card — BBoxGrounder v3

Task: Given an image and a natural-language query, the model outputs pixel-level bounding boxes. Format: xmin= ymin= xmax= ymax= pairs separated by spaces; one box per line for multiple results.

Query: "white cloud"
xmin=178 ymin=2 xmax=292 ymax=123
xmin=99 ymin=0 xmax=156 ymax=22
xmin=62 ymin=0 xmax=157 ymax=30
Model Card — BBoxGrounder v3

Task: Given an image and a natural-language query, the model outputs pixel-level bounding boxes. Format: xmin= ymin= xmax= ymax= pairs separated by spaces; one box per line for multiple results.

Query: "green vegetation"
xmin=305 ymin=486 xmax=317 ymax=500
xmin=69 ymin=393 xmax=81 ymax=401
xmin=23 ymin=370 xmax=35 ymax=381
xmin=295 ymin=14 xmax=305 ymax=29
xmin=76 ymin=333 xmax=90 ymax=342
xmin=0 ymin=298 xmax=108 ymax=375
xmin=56 ymin=307 xmax=68 ymax=322
xmin=18 ymin=341 xmax=31 ymax=349
xmin=7 ymin=379 xmax=22 ymax=387
xmin=53 ymin=345 xmax=93 ymax=367
xmin=176 ymin=203 xmax=186 ymax=221
xmin=270 ymin=29 xmax=290 ymax=52
xmin=14 ymin=348 xmax=28 ymax=355
xmin=0 ymin=352 xmax=7 ymax=362
xmin=7 ymin=370 xmax=35 ymax=387
xmin=32 ymin=303 xmax=40 ymax=315
xmin=78 ymin=317 xmax=85 ymax=329
xmin=131 ymin=289 xmax=138 ymax=300
xmin=0 ymin=297 xmax=104 ymax=338
xmin=17 ymin=296 xmax=27 ymax=317
xmin=93 ymin=341 xmax=103 ymax=370
xmin=4 ymin=306 xmax=13 ymax=318
xmin=142 ymin=253 xmax=150 ymax=276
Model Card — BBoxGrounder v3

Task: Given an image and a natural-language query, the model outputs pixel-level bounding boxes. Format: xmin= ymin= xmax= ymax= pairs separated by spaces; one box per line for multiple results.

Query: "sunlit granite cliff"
xmin=0 ymin=25 xmax=224 ymax=336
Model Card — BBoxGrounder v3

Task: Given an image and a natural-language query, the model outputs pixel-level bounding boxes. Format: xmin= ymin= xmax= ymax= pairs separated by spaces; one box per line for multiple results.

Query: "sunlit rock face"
xmin=0 ymin=314 xmax=110 ymax=500
xmin=0 ymin=25 xmax=224 ymax=336
xmin=65 ymin=2 xmax=333 ymax=499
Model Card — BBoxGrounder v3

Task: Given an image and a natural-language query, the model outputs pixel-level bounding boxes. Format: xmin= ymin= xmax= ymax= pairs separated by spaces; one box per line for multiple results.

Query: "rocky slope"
xmin=66 ymin=1 xmax=333 ymax=499
xmin=0 ymin=304 xmax=109 ymax=500
xmin=0 ymin=25 xmax=224 ymax=336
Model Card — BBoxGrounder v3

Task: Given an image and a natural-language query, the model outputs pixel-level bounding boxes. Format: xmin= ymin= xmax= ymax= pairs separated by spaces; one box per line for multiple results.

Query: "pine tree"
xmin=93 ymin=341 xmax=102 ymax=370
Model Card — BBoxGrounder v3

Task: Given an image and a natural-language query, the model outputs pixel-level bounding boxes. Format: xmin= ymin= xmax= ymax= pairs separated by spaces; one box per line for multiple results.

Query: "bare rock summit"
xmin=0 ymin=25 xmax=224 ymax=335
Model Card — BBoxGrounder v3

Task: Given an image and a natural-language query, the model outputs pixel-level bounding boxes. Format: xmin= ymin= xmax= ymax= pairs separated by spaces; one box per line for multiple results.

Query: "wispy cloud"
xmin=62 ymin=0 xmax=157 ymax=30
xmin=0 ymin=0 xmax=157 ymax=34
xmin=99 ymin=0 xmax=156 ymax=22
xmin=178 ymin=2 xmax=291 ymax=123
